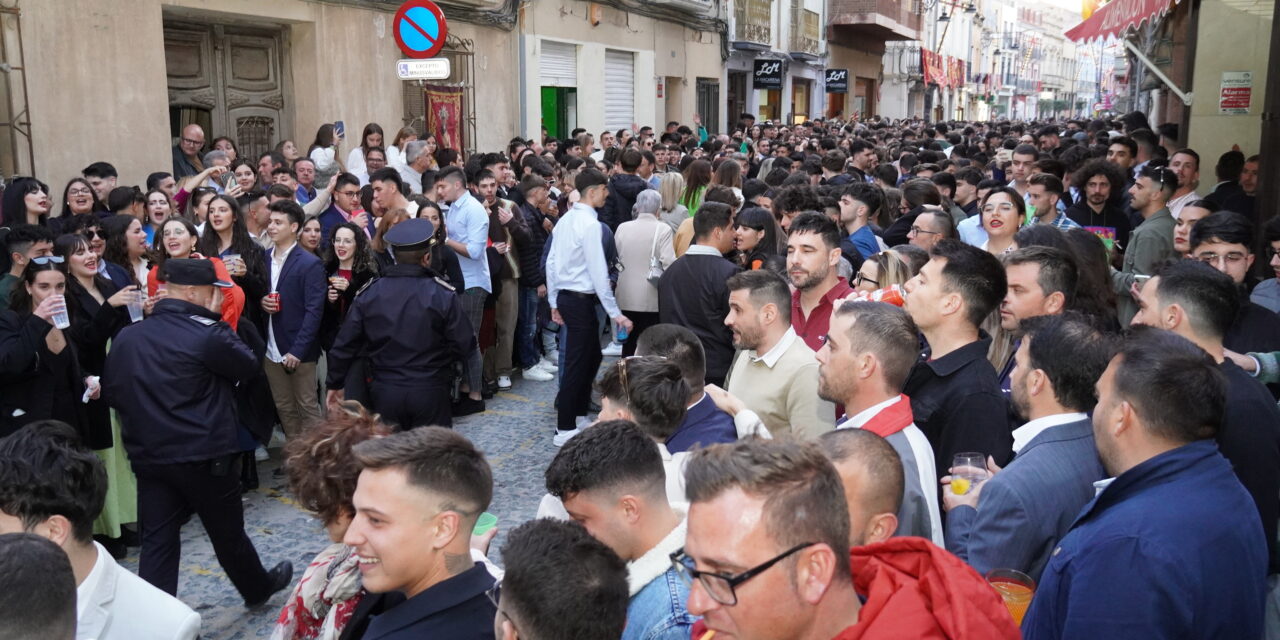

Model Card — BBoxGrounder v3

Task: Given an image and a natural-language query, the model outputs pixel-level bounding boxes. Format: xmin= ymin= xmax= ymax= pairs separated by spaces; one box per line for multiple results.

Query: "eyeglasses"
xmin=335 ymin=190 xmax=361 ymax=198
xmin=1195 ymin=251 xmax=1248 ymax=267
xmin=853 ymin=272 xmax=880 ymax=288
xmin=908 ymin=225 xmax=940 ymax=237
xmin=670 ymin=542 xmax=817 ymax=606
xmin=31 ymin=256 xmax=64 ymax=265
xmin=67 ymin=188 xmax=93 ymax=197
xmin=1267 ymin=247 xmax=1280 ymax=260
xmin=486 ymin=580 xmax=522 ymax=635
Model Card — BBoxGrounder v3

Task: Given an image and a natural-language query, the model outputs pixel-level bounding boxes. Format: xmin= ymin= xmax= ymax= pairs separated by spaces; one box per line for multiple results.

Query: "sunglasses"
xmin=80 ymin=229 xmax=104 ymax=240
xmin=31 ymin=256 xmax=65 ymax=265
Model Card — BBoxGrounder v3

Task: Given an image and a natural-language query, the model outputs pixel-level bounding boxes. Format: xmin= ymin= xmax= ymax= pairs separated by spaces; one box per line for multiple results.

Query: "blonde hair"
xmin=876 ymin=250 xmax=914 ymax=287
xmin=658 ymin=172 xmax=685 ymax=212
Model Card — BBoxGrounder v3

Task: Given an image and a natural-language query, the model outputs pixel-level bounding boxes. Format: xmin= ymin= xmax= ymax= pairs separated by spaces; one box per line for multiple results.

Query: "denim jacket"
xmin=622 ymin=518 xmax=698 ymax=640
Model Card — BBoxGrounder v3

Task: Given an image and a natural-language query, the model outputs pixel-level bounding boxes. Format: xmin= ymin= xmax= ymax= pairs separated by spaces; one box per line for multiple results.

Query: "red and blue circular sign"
xmin=393 ymin=0 xmax=449 ymax=60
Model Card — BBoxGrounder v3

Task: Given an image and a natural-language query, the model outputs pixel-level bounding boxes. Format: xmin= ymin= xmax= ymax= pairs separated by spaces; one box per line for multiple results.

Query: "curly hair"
xmin=283 ymin=401 xmax=393 ymax=525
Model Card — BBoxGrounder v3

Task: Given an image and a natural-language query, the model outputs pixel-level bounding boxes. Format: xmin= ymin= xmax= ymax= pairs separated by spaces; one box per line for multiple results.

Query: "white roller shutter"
xmin=540 ymin=40 xmax=577 ymax=87
xmin=604 ymin=49 xmax=635 ymax=132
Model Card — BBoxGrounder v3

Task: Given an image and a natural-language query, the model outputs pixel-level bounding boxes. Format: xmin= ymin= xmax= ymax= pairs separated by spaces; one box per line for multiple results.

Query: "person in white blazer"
xmin=0 ymin=421 xmax=200 ymax=640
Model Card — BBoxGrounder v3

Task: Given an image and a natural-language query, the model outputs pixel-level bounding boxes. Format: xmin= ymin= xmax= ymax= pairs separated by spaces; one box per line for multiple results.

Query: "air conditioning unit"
xmin=649 ymin=0 xmax=716 ymax=14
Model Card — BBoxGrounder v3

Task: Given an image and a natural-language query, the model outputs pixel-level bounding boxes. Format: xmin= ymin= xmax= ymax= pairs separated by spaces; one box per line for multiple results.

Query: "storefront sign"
xmin=754 ymin=59 xmax=783 ymax=90
xmin=1220 ymin=71 xmax=1252 ymax=115
xmin=824 ymin=68 xmax=848 ymax=94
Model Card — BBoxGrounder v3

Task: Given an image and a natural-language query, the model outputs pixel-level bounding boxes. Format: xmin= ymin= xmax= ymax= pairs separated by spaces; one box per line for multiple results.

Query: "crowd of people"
xmin=0 ymin=108 xmax=1277 ymax=640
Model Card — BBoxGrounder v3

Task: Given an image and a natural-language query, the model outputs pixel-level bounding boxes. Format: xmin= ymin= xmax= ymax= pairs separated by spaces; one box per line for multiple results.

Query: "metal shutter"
xmin=604 ymin=49 xmax=635 ymax=132
xmin=539 ymin=40 xmax=577 ymax=87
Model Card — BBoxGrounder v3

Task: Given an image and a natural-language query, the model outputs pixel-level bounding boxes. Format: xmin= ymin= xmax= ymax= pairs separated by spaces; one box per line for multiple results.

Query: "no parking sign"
xmin=393 ymin=0 xmax=449 ymax=60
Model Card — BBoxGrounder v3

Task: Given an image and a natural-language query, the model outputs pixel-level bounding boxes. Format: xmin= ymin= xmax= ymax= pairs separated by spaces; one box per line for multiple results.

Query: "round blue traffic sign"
xmin=393 ymin=0 xmax=449 ymax=60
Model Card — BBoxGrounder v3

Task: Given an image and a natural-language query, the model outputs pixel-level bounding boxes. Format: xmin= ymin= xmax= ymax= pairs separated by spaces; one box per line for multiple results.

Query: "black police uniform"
xmin=326 ymin=219 xmax=476 ymax=430
xmin=102 ymin=260 xmax=289 ymax=603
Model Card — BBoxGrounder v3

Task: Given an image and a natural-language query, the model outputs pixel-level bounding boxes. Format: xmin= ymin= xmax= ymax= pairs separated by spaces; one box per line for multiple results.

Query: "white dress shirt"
xmin=265 ymin=241 xmax=297 ymax=363
xmin=546 ymin=202 xmax=621 ymax=318
xmin=1011 ymin=411 xmax=1088 ymax=453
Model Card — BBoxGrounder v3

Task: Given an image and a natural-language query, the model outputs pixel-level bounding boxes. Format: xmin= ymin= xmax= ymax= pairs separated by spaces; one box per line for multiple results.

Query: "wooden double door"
xmin=164 ymin=22 xmax=290 ymax=162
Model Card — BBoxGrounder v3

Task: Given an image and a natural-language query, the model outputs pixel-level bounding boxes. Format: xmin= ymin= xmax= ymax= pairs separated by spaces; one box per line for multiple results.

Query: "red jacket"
xmin=835 ymin=537 xmax=1021 ymax=640
xmin=690 ymin=537 xmax=1020 ymax=640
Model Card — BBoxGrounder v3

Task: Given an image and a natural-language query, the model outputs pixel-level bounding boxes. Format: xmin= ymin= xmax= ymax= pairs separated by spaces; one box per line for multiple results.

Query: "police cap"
xmin=163 ymin=258 xmax=233 ymax=288
xmin=383 ymin=217 xmax=436 ymax=252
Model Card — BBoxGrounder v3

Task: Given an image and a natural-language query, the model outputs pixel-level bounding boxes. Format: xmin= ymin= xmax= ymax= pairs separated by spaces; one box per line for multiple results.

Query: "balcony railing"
xmin=734 ymin=0 xmax=773 ymax=47
xmin=790 ymin=7 xmax=822 ymax=57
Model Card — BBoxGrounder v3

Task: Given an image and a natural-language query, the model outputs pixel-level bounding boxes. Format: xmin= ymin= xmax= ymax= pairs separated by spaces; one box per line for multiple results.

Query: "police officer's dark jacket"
xmin=103 ymin=298 xmax=257 ymax=465
xmin=325 ymin=263 xmax=476 ymax=390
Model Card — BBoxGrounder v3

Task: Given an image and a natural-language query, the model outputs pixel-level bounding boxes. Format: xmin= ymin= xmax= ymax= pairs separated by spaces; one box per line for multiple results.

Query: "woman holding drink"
xmin=0 ymin=258 xmax=93 ymax=439
xmin=55 ymin=232 xmax=141 ymax=556
xmin=320 ymin=222 xmax=379 ymax=404
xmin=148 ymin=217 xmax=245 ymax=329
xmin=199 ymin=194 xmax=268 ymax=325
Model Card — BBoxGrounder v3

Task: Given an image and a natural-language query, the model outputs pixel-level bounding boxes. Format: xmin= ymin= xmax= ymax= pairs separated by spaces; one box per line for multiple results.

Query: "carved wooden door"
xmin=164 ymin=23 xmax=288 ymax=162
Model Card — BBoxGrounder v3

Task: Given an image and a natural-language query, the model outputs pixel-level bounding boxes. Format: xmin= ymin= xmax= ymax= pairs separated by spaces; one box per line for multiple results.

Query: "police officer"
xmin=102 ymin=258 xmax=292 ymax=604
xmin=325 ymin=218 xmax=476 ymax=429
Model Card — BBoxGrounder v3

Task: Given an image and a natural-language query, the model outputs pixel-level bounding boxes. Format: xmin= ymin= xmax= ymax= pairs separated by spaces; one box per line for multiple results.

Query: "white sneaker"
xmin=497 ymin=376 xmax=512 ymax=390
xmin=536 ymin=359 xmax=558 ymax=373
xmin=602 ymin=342 xmax=623 ymax=357
xmin=543 ymin=350 xmax=559 ymax=363
xmin=553 ymin=428 xmax=582 ymax=447
xmin=522 ymin=366 xmax=554 ymax=381
xmin=254 ymin=446 xmax=269 ymax=462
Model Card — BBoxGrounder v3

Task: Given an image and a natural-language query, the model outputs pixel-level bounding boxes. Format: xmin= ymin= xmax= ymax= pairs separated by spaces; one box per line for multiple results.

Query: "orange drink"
xmin=986 ymin=568 xmax=1035 ymax=625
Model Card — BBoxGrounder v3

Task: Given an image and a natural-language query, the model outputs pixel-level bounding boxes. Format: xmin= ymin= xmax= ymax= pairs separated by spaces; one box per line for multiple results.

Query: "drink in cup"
xmin=987 ymin=568 xmax=1035 ymax=625
xmin=50 ymin=294 xmax=70 ymax=329
xmin=125 ymin=290 xmax=145 ymax=323
xmin=950 ymin=452 xmax=988 ymax=495
xmin=224 ymin=253 xmax=243 ymax=274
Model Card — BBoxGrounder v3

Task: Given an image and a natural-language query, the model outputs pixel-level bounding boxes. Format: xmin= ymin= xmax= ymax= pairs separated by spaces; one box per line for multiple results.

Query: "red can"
xmin=850 ymin=285 xmax=906 ymax=307
xmin=267 ymin=291 xmax=281 ymax=308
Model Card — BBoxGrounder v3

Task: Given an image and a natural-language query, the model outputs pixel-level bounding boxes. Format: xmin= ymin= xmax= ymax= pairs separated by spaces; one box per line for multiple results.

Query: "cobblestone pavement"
xmin=120 ymin=370 xmax=572 ymax=639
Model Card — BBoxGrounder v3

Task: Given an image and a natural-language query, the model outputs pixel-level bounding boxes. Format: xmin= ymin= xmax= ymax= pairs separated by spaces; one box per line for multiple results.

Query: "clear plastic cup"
xmin=51 ymin=294 xmax=70 ymax=329
xmin=125 ymin=290 xmax=145 ymax=323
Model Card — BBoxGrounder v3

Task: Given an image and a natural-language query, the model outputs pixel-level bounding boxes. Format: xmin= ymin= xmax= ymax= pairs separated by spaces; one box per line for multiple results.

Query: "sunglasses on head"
xmin=31 ymin=256 xmax=64 ymax=265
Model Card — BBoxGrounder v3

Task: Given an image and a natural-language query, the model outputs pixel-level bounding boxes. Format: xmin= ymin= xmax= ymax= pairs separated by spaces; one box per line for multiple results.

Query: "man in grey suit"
xmin=944 ymin=313 xmax=1115 ymax=582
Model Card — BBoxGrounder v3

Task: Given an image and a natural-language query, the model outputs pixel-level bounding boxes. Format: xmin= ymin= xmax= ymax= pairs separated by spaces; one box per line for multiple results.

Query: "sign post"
xmin=396 ymin=58 xmax=451 ymax=80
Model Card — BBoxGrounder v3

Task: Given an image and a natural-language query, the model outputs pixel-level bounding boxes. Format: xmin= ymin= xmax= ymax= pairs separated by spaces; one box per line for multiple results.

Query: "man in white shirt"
xmin=397 ymin=140 xmax=431 ymax=195
xmin=816 ymin=300 xmax=942 ymax=544
xmin=0 ymin=422 xmax=200 ymax=640
xmin=546 ymin=168 xmax=633 ymax=445
xmin=942 ymin=313 xmax=1112 ymax=582
xmin=1166 ymin=148 xmax=1203 ymax=220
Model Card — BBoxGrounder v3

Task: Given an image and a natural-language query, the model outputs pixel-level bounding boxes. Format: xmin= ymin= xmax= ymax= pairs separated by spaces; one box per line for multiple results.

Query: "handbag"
xmin=646 ymin=224 xmax=665 ymax=286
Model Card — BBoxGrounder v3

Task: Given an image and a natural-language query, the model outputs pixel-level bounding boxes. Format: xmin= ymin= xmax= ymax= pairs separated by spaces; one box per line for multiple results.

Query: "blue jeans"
xmin=515 ymin=286 xmax=542 ymax=370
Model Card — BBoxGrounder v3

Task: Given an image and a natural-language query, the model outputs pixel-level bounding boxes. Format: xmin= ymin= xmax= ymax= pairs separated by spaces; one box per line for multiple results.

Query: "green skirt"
xmin=92 ymin=410 xmax=137 ymax=538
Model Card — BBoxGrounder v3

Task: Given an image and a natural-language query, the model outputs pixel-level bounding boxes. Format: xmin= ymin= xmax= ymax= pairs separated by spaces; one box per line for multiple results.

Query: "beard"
xmin=731 ymin=323 xmax=763 ymax=352
xmin=790 ymin=264 xmax=829 ymax=291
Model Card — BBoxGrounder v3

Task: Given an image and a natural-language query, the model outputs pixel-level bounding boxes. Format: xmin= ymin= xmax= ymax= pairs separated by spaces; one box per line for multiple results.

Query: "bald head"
xmin=820 ymin=428 xmax=904 ymax=546
xmin=179 ymin=124 xmax=206 ymax=157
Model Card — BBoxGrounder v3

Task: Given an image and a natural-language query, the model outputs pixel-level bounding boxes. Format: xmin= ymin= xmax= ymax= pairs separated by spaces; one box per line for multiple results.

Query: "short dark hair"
xmin=0 ymin=533 xmax=77 ymax=640
xmin=1013 ymin=144 xmax=1039 ymax=158
xmin=545 ymin=420 xmax=667 ymax=501
xmin=1264 ymin=215 xmax=1280 ymax=245
xmin=0 ymin=421 xmax=106 ymax=544
xmin=819 ymin=429 xmax=904 ymax=516
xmin=930 ymin=239 xmax=1008 ymax=326
xmin=930 ymin=171 xmax=956 ymax=196
xmin=1028 ymin=173 xmax=1064 ymax=196
xmin=620 ymin=149 xmax=643 ymax=173
xmin=692 ymin=202 xmax=734 ymax=240
xmin=352 ymin=427 xmax=493 ymax=524
xmin=81 ymin=161 xmax=118 ymax=179
xmin=1112 ymin=326 xmax=1226 ymax=443
xmin=901 ymin=178 xmax=942 ymax=208
xmin=1019 ymin=313 xmax=1118 ymax=413
xmin=842 ymin=182 xmax=884 ymax=219
xmin=575 ymin=168 xmax=609 ymax=192
xmin=436 ymin=165 xmax=466 ymax=188
xmin=369 ymin=167 xmax=406 ymax=193
xmin=267 ymin=198 xmax=305 ymax=228
xmin=499 ymin=519 xmax=629 ymax=639
xmin=832 ymin=301 xmax=920 ymax=392
xmin=956 ymin=166 xmax=983 ymax=187
xmin=265 ymin=183 xmax=294 ymax=201
xmin=1129 ymin=129 xmax=1158 ymax=153
xmin=727 ymin=269 xmax=793 ymax=325
xmin=1108 ymin=136 xmax=1138 ymax=157
xmin=1138 ymin=165 xmax=1177 ymax=198
xmin=685 ymin=439 xmax=852 ymax=583
xmin=4 ymin=224 xmax=54 ymax=256
xmin=1003 ymin=246 xmax=1077 ymax=306
xmin=145 ymin=171 xmax=173 ymax=191
xmin=1189 ymin=210 xmax=1253 ymax=251
xmin=594 ymin=357 xmax=689 ymax=440
xmin=821 ymin=150 xmax=847 ymax=173
xmin=787 ymin=211 xmax=841 ymax=250
xmin=1153 ymin=259 xmax=1239 ymax=340
xmin=635 ymin=324 xmax=706 ymax=393
xmin=271 ymin=166 xmax=297 ymax=181
xmin=1172 ymin=148 xmax=1200 ymax=169
xmin=334 ymin=172 xmax=361 ymax=191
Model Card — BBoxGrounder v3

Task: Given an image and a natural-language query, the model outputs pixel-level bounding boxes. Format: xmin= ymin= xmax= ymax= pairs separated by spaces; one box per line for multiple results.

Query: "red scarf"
xmin=856 ymin=395 xmax=914 ymax=438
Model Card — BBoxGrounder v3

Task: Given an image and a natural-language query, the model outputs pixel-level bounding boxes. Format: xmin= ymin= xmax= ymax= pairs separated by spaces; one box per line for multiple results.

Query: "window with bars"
xmin=400 ymin=37 xmax=477 ymax=157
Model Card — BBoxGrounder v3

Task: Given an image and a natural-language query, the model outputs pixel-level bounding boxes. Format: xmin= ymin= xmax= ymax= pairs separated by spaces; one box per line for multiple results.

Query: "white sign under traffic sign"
xmin=396 ymin=58 xmax=451 ymax=80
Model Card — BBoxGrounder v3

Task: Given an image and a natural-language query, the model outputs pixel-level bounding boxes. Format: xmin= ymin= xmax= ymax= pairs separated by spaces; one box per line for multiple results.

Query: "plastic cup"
xmin=50 ymin=294 xmax=70 ymax=329
xmin=987 ymin=568 xmax=1035 ymax=625
xmin=473 ymin=512 xmax=498 ymax=536
xmin=126 ymin=290 xmax=145 ymax=323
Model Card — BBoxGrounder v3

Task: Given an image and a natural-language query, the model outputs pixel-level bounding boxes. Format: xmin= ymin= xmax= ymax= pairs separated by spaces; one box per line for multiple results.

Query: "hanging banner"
xmin=425 ymin=84 xmax=465 ymax=152
xmin=922 ymin=50 xmax=944 ymax=87
xmin=825 ymin=68 xmax=849 ymax=94
xmin=754 ymin=59 xmax=783 ymax=90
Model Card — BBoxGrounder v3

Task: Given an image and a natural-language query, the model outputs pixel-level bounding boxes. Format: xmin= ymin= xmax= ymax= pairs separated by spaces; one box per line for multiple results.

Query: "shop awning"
xmin=1065 ymin=0 xmax=1177 ymax=43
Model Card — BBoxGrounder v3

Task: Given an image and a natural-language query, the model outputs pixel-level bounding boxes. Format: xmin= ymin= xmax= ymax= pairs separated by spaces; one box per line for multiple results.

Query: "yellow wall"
xmin=1187 ymin=0 xmax=1273 ymax=157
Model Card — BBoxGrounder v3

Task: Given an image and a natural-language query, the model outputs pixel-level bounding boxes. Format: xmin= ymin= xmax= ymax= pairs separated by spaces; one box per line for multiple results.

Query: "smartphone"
xmin=334 ymin=120 xmax=346 ymax=140
xmin=222 ymin=171 xmax=236 ymax=189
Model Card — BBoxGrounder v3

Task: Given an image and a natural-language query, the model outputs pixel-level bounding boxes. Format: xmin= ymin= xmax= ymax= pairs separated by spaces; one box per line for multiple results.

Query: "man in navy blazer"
xmin=260 ymin=200 xmax=326 ymax=440
xmin=316 ymin=172 xmax=375 ymax=249
xmin=944 ymin=313 xmax=1113 ymax=583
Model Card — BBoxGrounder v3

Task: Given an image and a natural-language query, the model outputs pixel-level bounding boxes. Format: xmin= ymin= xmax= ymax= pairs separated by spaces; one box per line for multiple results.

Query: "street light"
xmin=939 ymin=11 xmax=951 ymax=22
